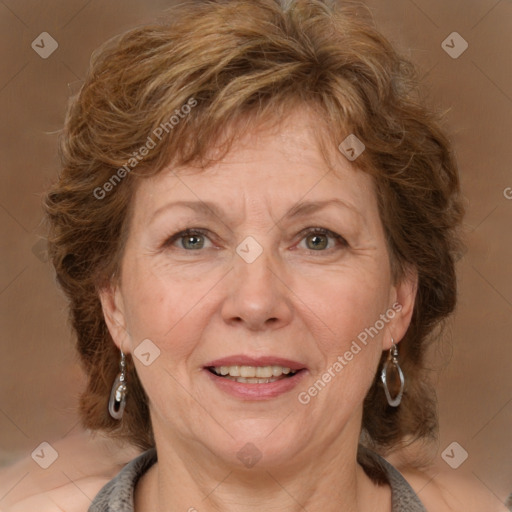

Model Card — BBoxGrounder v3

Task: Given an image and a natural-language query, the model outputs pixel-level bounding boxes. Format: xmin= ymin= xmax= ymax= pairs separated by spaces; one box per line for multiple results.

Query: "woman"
xmin=37 ymin=0 xmax=504 ymax=510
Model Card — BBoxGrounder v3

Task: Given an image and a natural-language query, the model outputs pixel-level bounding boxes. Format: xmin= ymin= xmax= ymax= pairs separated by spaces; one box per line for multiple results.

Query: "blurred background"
xmin=0 ymin=0 xmax=511 ymax=507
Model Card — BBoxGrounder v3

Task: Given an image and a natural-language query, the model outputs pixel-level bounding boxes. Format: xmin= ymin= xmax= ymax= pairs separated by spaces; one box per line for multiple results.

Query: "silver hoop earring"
xmin=380 ymin=338 xmax=404 ymax=407
xmin=108 ymin=350 xmax=127 ymax=420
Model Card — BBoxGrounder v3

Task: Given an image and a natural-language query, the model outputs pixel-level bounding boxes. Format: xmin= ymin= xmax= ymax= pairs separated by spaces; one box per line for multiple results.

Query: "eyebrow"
xmin=150 ymin=198 xmax=362 ymax=224
xmin=285 ymin=199 xmax=362 ymax=219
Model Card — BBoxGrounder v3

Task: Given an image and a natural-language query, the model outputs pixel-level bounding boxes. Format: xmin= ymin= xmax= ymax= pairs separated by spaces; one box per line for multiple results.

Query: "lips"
xmin=203 ymin=355 xmax=308 ymax=399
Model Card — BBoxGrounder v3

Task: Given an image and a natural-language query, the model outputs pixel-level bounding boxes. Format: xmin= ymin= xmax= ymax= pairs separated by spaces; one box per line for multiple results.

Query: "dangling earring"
xmin=380 ymin=338 xmax=405 ymax=407
xmin=108 ymin=350 xmax=127 ymax=420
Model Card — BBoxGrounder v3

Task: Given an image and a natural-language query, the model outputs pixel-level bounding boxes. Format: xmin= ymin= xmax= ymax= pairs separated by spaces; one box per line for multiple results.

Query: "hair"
xmin=44 ymin=0 xmax=465 ymax=456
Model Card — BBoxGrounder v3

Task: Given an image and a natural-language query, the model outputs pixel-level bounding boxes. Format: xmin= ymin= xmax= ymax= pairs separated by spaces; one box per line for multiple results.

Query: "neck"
xmin=135 ymin=429 xmax=391 ymax=512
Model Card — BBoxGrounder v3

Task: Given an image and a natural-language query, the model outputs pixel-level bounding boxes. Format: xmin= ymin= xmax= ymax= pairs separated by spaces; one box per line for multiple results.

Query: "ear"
xmin=384 ymin=265 xmax=418 ymax=350
xmin=98 ymin=281 xmax=132 ymax=353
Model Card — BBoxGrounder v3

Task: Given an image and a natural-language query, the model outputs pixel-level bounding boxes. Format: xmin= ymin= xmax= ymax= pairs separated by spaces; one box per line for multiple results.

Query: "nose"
xmin=220 ymin=244 xmax=294 ymax=332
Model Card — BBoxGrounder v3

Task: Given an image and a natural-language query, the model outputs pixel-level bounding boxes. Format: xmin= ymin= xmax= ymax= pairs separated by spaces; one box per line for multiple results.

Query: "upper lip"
xmin=204 ymin=355 xmax=307 ymax=371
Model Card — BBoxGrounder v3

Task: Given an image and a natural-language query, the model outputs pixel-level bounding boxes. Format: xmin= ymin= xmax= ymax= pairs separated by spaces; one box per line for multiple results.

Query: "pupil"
xmin=308 ymin=234 xmax=327 ymax=250
xmin=184 ymin=235 xmax=203 ymax=249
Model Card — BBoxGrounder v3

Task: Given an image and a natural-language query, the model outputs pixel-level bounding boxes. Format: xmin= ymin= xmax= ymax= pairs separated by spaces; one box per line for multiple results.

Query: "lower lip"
xmin=204 ymin=369 xmax=308 ymax=400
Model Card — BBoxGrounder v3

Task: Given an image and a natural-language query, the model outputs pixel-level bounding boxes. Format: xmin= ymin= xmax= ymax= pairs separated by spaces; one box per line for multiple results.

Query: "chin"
xmin=201 ymin=421 xmax=308 ymax=470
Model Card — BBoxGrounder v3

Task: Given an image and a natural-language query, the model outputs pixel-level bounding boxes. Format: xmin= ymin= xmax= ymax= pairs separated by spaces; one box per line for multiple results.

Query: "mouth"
xmin=206 ymin=365 xmax=300 ymax=384
xmin=203 ymin=356 xmax=308 ymax=399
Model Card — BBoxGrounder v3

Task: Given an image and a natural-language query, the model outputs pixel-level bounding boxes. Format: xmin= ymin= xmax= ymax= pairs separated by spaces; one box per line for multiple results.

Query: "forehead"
xmin=134 ymin=111 xmax=376 ymax=219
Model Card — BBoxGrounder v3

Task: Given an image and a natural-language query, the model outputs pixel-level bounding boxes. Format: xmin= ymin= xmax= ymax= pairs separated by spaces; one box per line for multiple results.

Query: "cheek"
xmin=297 ymin=277 xmax=390 ymax=416
xmin=341 ymin=279 xmax=389 ymax=340
xmin=120 ymin=255 xmax=228 ymax=371
xmin=297 ymin=263 xmax=392 ymax=357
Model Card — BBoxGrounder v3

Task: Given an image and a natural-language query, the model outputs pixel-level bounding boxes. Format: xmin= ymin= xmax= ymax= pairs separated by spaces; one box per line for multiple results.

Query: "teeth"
xmin=240 ymin=366 xmax=255 ymax=378
xmin=211 ymin=365 xmax=297 ymax=379
xmin=256 ymin=366 xmax=273 ymax=378
xmin=223 ymin=376 xmax=280 ymax=384
xmin=272 ymin=365 xmax=284 ymax=376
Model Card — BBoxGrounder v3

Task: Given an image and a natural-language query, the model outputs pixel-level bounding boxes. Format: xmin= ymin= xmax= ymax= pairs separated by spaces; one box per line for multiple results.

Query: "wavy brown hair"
xmin=45 ymin=0 xmax=464 ymax=454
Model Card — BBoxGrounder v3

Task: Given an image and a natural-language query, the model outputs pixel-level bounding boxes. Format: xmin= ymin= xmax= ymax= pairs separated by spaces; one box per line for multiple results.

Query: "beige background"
xmin=0 ymin=0 xmax=510 ymax=507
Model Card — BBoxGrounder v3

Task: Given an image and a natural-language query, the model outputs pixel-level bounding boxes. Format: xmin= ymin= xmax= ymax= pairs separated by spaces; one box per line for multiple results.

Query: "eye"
xmin=163 ymin=228 xmax=213 ymax=251
xmin=297 ymin=227 xmax=348 ymax=252
xmin=161 ymin=227 xmax=348 ymax=253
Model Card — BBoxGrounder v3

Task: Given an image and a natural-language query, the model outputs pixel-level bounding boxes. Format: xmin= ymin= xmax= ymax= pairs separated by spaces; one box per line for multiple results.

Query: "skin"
xmin=1 ymin=111 xmax=506 ymax=512
xmin=1 ymin=434 xmax=506 ymax=511
xmin=0 ymin=430 xmax=141 ymax=511
xmin=100 ymin=109 xmax=417 ymax=512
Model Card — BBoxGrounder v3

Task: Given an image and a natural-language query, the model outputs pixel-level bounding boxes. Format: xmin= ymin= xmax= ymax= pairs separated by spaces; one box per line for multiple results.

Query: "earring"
xmin=380 ymin=338 xmax=405 ymax=407
xmin=108 ymin=350 xmax=127 ymax=420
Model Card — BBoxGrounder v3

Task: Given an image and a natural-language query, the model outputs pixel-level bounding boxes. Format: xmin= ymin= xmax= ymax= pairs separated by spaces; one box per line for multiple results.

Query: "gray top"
xmin=89 ymin=446 xmax=427 ymax=511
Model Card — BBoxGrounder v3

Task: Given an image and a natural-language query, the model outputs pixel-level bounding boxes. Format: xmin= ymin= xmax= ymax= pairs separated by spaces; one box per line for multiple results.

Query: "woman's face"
xmin=101 ymin=110 xmax=416 ymax=470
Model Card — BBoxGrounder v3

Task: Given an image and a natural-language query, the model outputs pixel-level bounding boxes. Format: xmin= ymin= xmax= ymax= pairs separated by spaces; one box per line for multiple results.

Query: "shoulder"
xmin=399 ymin=465 xmax=509 ymax=512
xmin=1 ymin=475 xmax=114 ymax=512
xmin=0 ymin=430 xmax=142 ymax=511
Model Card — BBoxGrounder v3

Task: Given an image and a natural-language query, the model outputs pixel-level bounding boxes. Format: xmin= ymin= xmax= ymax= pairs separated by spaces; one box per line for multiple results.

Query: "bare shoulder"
xmin=399 ymin=464 xmax=509 ymax=512
xmin=0 ymin=430 xmax=142 ymax=511
xmin=1 ymin=475 xmax=113 ymax=512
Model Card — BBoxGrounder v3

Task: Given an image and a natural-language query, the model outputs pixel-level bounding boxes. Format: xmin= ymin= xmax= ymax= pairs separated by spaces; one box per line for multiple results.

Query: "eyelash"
xmin=299 ymin=227 xmax=349 ymax=251
xmin=162 ymin=227 xmax=348 ymax=253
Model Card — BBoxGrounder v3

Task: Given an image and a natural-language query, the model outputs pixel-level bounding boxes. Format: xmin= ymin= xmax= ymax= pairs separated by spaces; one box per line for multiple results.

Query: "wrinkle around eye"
xmin=160 ymin=228 xmax=216 ymax=251
xmin=295 ymin=227 xmax=349 ymax=252
xmin=145 ymin=215 xmax=371 ymax=259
